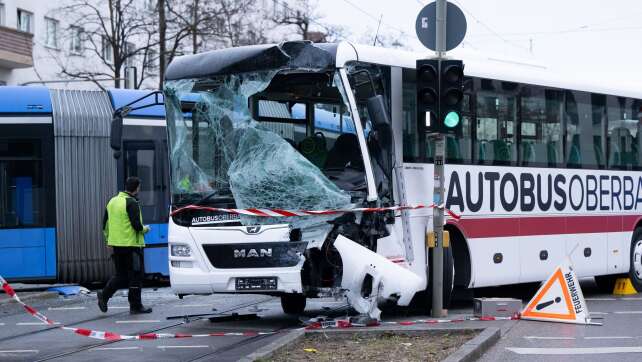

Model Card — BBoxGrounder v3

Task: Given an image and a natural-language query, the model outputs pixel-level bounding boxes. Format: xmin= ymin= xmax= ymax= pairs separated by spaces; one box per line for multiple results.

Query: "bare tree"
xmin=271 ymin=0 xmax=344 ymax=42
xmin=50 ymin=0 xmax=158 ymax=89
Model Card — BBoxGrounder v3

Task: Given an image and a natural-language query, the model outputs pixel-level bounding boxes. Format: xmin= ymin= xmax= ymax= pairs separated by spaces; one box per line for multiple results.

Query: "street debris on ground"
xmin=263 ymin=330 xmax=478 ymax=362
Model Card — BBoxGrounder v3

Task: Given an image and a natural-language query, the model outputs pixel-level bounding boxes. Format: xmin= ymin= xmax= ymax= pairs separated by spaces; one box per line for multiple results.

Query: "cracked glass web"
xmin=165 ymin=71 xmax=352 ymax=229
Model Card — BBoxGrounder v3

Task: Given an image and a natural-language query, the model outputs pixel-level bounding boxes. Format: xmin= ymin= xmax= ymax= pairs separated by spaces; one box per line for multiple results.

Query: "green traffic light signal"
xmin=444 ymin=111 xmax=460 ymax=128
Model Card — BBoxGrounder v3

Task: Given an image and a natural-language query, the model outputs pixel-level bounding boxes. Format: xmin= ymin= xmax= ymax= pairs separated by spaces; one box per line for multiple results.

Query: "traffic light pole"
xmin=431 ymin=0 xmax=448 ymax=318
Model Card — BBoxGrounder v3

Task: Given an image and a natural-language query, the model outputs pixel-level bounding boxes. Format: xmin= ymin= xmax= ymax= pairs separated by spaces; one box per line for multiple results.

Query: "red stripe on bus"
xmin=449 ymin=215 xmax=642 ymax=238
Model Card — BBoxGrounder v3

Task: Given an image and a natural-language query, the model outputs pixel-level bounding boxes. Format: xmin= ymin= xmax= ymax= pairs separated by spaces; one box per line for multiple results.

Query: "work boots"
xmin=128 ymin=286 xmax=153 ymax=314
xmin=97 ymin=291 xmax=108 ymax=313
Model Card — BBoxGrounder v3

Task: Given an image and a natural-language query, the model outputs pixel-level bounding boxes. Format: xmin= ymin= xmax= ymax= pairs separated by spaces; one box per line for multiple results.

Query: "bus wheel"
xmin=428 ymin=245 xmax=455 ymax=309
xmin=280 ymin=293 xmax=306 ymax=315
xmin=629 ymin=228 xmax=642 ymax=292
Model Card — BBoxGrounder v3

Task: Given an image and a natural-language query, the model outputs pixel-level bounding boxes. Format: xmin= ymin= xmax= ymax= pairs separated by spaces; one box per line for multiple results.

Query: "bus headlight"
xmin=171 ymin=244 xmax=192 ymax=257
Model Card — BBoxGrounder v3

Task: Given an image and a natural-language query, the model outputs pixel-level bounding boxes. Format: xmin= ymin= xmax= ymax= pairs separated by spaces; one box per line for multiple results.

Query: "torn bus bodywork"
xmin=165 ymin=41 xmax=423 ymax=317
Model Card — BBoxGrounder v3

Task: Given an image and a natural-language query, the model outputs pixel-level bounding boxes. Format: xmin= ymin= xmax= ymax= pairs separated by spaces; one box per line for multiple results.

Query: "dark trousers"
xmin=102 ymin=247 xmax=145 ymax=308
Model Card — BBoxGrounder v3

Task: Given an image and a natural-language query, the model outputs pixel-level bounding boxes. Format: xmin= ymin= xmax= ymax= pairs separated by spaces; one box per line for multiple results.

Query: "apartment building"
xmin=0 ymin=0 xmax=158 ymax=89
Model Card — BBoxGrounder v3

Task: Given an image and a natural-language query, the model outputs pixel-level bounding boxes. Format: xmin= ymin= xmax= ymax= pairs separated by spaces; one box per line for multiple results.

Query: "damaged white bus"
xmin=133 ymin=41 xmax=642 ymax=316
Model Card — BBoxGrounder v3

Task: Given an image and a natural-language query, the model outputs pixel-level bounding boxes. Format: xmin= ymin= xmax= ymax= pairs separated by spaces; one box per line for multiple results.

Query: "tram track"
xmin=32 ymin=296 xmax=276 ymax=361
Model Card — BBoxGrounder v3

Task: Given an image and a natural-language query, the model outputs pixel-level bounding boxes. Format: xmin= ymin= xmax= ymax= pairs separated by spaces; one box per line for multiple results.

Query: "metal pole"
xmin=431 ymin=0 xmax=448 ymax=318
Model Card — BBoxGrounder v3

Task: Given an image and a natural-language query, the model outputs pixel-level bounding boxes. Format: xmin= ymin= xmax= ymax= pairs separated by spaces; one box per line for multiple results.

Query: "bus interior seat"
xmin=593 ymin=137 xmax=604 ymax=167
xmin=567 ymin=134 xmax=581 ymax=167
xmin=299 ymin=134 xmax=327 ymax=168
xmin=521 ymin=142 xmax=536 ymax=164
xmin=547 ymin=141 xmax=559 ymax=166
xmin=491 ymin=140 xmax=511 ymax=163
xmin=446 ymin=137 xmax=461 ymax=160
xmin=324 ymin=133 xmax=363 ymax=170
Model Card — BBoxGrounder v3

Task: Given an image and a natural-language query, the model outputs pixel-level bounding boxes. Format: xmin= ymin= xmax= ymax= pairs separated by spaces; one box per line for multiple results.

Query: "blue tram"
xmin=0 ymin=86 xmax=169 ymax=282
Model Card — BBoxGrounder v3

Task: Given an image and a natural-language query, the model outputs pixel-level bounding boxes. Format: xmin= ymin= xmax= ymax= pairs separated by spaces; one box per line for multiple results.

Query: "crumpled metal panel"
xmin=50 ymin=89 xmax=116 ymax=282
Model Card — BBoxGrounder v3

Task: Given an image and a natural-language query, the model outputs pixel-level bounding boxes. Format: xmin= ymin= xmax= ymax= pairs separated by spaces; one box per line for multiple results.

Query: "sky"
xmin=315 ymin=0 xmax=642 ymax=84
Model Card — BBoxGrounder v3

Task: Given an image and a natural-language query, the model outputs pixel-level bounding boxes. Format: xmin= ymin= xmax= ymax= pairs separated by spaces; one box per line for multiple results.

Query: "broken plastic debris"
xmin=303 ymin=348 xmax=318 ymax=353
xmin=334 ymin=235 xmax=423 ymax=320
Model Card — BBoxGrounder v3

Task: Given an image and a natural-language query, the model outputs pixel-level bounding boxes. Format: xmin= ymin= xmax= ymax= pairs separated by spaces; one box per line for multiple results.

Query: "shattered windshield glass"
xmin=164 ymin=70 xmax=367 ymax=229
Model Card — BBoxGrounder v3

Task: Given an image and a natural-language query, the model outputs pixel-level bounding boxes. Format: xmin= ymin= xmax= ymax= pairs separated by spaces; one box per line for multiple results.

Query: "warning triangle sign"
xmin=521 ymin=257 xmax=592 ymax=324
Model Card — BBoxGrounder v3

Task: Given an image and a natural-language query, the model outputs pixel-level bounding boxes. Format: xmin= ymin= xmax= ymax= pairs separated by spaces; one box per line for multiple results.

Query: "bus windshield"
xmin=164 ymin=69 xmax=367 ymax=228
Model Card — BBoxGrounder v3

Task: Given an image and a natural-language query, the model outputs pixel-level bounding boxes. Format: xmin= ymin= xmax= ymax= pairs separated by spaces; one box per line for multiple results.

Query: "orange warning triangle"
xmin=522 ymin=267 xmax=576 ymax=320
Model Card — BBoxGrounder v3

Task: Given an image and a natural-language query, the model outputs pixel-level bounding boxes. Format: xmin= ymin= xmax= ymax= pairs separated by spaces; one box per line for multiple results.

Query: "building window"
xmin=17 ymin=9 xmax=33 ymax=33
xmin=124 ymin=42 xmax=135 ymax=68
xmin=69 ymin=26 xmax=84 ymax=54
xmin=44 ymin=17 xmax=59 ymax=49
xmin=0 ymin=3 xmax=6 ymax=27
xmin=145 ymin=48 xmax=157 ymax=74
xmin=144 ymin=0 xmax=156 ymax=11
xmin=101 ymin=36 xmax=113 ymax=63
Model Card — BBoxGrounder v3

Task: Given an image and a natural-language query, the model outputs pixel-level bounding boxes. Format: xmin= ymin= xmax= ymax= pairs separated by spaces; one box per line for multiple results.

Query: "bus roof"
xmin=0 ymin=86 xmax=52 ymax=115
xmin=166 ymin=41 xmax=642 ymax=101
xmin=345 ymin=43 xmax=642 ymax=100
xmin=108 ymin=89 xmax=165 ymax=118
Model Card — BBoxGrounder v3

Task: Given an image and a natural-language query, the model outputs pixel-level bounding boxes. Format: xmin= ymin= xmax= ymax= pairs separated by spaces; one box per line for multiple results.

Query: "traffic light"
xmin=439 ymin=59 xmax=464 ymax=134
xmin=416 ymin=59 xmax=440 ymax=133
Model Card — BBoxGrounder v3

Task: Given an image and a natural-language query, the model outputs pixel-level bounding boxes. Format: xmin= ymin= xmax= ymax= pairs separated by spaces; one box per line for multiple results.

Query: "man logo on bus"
xmin=234 ymin=248 xmax=272 ymax=258
xmin=246 ymin=226 xmax=261 ymax=234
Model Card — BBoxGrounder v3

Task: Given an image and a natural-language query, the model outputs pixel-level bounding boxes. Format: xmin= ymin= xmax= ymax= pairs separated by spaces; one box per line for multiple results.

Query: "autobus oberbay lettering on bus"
xmin=151 ymin=41 xmax=642 ymax=315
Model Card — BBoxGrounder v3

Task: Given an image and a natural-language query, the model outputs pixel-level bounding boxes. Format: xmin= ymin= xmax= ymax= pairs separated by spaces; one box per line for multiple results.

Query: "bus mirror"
xmin=110 ymin=111 xmax=123 ymax=159
xmin=366 ymin=95 xmax=392 ymax=149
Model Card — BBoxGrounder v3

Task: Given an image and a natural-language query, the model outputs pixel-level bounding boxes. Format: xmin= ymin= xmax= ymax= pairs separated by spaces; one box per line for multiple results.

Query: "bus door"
xmin=122 ymin=140 xmax=169 ymax=276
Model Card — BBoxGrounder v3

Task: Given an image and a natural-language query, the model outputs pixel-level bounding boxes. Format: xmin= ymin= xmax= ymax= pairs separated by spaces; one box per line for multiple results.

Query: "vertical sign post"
xmin=416 ymin=0 xmax=466 ymax=318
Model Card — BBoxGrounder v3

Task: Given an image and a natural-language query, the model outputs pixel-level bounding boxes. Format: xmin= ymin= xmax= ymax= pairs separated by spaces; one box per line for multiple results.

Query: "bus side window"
xmin=520 ymin=86 xmax=563 ymax=167
xmin=475 ymin=79 xmax=517 ymax=166
xmin=607 ymin=96 xmax=638 ymax=170
xmin=564 ymin=91 xmax=605 ymax=169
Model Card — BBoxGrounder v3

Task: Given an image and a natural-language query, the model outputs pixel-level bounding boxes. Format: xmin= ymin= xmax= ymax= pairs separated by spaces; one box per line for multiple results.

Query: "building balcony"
xmin=0 ymin=26 xmax=33 ymax=69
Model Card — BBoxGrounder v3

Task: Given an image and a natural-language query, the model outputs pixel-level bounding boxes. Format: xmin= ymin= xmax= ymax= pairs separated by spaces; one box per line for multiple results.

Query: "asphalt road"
xmin=0 ymin=279 xmax=639 ymax=361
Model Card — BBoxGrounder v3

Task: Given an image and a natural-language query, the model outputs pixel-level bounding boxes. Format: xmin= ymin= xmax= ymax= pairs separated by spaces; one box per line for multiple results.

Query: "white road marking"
xmin=48 ymin=306 xmax=86 ymax=311
xmin=585 ymin=298 xmax=616 ymax=301
xmin=590 ymin=312 xmax=608 ymax=315
xmin=523 ymin=336 xmax=575 ymax=340
xmin=507 ymin=346 xmax=642 ymax=355
xmin=620 ymin=297 xmax=642 ymax=300
xmin=0 ymin=350 xmax=39 ymax=354
xmin=16 ymin=322 xmax=60 ymax=326
xmin=613 ymin=311 xmax=642 ymax=314
xmin=157 ymin=345 xmax=209 ymax=349
xmin=110 ymin=306 xmax=129 ymax=309
xmin=584 ymin=336 xmax=633 ymax=340
xmin=92 ymin=347 xmax=142 ymax=351
xmin=115 ymin=320 xmax=161 ymax=324
xmin=0 ymin=323 xmax=4 ymax=326
xmin=175 ymin=304 xmax=212 ymax=308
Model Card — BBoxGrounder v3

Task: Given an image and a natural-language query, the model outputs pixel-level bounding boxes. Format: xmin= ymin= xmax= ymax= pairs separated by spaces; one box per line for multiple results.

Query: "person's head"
xmin=125 ymin=176 xmax=141 ymax=195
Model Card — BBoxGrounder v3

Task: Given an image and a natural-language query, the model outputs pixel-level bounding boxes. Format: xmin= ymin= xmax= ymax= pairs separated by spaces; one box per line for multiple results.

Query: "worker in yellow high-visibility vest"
xmin=97 ymin=177 xmax=152 ymax=314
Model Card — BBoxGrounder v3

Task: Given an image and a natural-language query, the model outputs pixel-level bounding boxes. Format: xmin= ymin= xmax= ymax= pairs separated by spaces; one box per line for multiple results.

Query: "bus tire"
xmin=280 ymin=293 xmax=306 ymax=315
xmin=629 ymin=228 xmax=642 ymax=292
xmin=427 ymin=245 xmax=455 ymax=309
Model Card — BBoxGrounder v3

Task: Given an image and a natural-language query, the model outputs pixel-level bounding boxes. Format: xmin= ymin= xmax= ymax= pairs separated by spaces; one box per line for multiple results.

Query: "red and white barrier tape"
xmin=2 ymin=275 xmax=515 ymax=341
xmin=304 ymin=315 xmax=519 ymax=330
xmin=170 ymin=203 xmax=461 ymax=220
xmin=0 ymin=275 xmax=275 ymax=341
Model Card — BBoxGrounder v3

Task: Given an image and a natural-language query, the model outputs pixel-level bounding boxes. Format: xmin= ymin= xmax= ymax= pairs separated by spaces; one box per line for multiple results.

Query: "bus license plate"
xmin=235 ymin=277 xmax=277 ymax=291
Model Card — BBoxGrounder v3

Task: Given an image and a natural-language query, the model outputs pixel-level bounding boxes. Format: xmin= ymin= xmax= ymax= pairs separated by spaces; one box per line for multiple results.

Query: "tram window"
xmin=124 ymin=144 xmax=155 ymax=206
xmin=564 ymin=91 xmax=605 ymax=169
xmin=0 ymin=139 xmax=46 ymax=228
xmin=475 ymin=87 xmax=517 ymax=165
xmin=606 ymin=96 xmax=640 ymax=170
xmin=520 ymin=87 xmax=563 ymax=167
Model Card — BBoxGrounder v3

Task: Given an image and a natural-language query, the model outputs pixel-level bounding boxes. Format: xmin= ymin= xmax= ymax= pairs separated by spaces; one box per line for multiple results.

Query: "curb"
xmin=238 ymin=326 xmax=500 ymax=362
xmin=238 ymin=328 xmax=305 ymax=362
xmin=443 ymin=327 xmax=501 ymax=362
xmin=0 ymin=291 xmax=58 ymax=306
